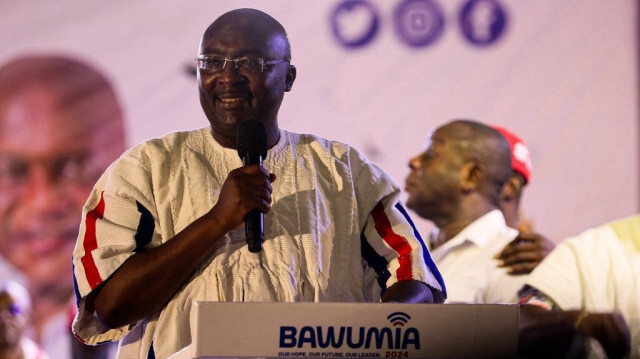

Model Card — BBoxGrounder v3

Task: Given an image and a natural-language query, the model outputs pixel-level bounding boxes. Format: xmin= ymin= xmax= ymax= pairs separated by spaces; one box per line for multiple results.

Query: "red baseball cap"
xmin=492 ymin=125 xmax=532 ymax=184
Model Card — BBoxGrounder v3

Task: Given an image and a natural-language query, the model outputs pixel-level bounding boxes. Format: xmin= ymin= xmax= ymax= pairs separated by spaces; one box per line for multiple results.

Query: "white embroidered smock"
xmin=71 ymin=127 xmax=445 ymax=359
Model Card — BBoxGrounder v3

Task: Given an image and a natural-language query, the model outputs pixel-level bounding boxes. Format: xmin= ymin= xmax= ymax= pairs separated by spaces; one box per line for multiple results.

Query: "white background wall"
xmin=2 ymin=0 xmax=638 ymax=242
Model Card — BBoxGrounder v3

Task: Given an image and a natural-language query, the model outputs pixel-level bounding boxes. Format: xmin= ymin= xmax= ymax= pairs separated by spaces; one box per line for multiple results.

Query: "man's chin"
xmin=217 ymin=108 xmax=259 ymax=123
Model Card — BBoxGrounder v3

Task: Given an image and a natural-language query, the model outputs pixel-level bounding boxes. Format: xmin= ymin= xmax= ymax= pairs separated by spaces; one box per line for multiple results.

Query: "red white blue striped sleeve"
xmin=361 ymin=199 xmax=446 ymax=301
xmin=73 ymin=188 xmax=156 ymax=302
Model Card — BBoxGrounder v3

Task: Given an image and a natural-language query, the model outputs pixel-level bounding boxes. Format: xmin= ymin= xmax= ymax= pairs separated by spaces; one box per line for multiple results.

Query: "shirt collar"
xmin=446 ymin=209 xmax=511 ymax=248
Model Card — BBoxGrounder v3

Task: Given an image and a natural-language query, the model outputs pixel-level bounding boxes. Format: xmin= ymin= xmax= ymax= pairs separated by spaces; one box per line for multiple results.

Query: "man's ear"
xmin=285 ymin=65 xmax=296 ymax=92
xmin=501 ymin=174 xmax=523 ymax=203
xmin=460 ymin=161 xmax=482 ymax=192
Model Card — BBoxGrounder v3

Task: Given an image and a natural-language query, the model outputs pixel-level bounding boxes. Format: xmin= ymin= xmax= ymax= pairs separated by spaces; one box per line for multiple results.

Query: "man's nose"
xmin=409 ymin=156 xmax=421 ymax=170
xmin=23 ymin=165 xmax=61 ymax=210
xmin=218 ymin=60 xmax=245 ymax=83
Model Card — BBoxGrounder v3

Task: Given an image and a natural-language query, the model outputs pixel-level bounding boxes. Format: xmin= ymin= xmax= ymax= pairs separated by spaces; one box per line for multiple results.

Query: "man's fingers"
xmin=497 ymin=238 xmax=540 ymax=258
xmin=503 ymin=262 xmax=537 ymax=275
xmin=500 ymin=250 xmax=545 ymax=265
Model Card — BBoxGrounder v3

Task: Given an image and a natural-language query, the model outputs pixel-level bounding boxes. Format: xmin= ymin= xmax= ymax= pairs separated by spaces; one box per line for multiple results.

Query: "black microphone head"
xmin=236 ymin=119 xmax=267 ymax=159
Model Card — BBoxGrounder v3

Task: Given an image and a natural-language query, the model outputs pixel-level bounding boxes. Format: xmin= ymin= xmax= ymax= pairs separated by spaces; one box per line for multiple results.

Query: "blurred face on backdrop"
xmin=0 ymin=56 xmax=125 ymax=303
xmin=197 ymin=8 xmax=296 ymax=148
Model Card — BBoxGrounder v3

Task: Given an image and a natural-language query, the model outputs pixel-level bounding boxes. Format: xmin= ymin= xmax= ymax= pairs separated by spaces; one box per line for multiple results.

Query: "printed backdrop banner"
xmin=1 ymin=0 xmax=637 ymax=241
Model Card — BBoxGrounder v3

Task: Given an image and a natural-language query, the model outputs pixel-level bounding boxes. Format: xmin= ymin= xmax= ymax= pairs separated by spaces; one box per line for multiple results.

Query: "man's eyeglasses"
xmin=195 ymin=55 xmax=290 ymax=74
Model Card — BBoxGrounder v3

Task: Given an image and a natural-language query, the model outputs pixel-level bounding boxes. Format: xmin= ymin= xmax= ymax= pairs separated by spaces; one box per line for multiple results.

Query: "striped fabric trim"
xmin=519 ymin=293 xmax=555 ymax=310
xmin=80 ymin=191 xmax=106 ymax=290
xmin=371 ymin=202 xmax=413 ymax=281
xmin=73 ymin=332 xmax=87 ymax=344
xmin=72 ymin=263 xmax=81 ymax=305
xmin=134 ymin=201 xmax=154 ymax=252
xmin=395 ymin=203 xmax=446 ymax=296
xmin=361 ymin=232 xmax=391 ymax=294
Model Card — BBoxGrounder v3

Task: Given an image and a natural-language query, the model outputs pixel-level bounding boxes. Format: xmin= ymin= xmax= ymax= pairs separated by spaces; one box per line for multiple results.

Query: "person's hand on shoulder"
xmin=495 ymin=231 xmax=555 ymax=274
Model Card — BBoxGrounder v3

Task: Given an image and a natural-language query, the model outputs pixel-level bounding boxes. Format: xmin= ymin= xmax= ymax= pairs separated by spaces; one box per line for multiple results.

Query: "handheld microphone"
xmin=236 ymin=119 xmax=268 ymax=253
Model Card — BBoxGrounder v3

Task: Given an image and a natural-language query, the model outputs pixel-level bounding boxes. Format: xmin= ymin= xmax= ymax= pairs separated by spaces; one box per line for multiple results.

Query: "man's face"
xmin=404 ymin=126 xmax=464 ymax=222
xmin=0 ymin=88 xmax=122 ymax=296
xmin=197 ymin=24 xmax=294 ymax=147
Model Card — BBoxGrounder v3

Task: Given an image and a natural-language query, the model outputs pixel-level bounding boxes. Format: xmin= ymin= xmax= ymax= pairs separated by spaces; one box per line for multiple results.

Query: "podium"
xmin=169 ymin=302 xmax=519 ymax=359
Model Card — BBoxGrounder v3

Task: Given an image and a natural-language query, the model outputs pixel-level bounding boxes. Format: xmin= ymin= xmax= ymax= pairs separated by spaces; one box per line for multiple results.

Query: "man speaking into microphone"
xmin=71 ymin=8 xmax=446 ymax=359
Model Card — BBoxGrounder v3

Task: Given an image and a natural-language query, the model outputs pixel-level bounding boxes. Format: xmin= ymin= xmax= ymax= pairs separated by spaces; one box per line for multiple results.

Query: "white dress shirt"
xmin=431 ymin=210 xmax=526 ymax=304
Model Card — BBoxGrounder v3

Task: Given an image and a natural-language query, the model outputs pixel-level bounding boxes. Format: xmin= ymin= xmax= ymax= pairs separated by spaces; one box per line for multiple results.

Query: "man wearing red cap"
xmin=491 ymin=125 xmax=533 ymax=228
xmin=488 ymin=128 xmax=633 ymax=357
xmin=491 ymin=125 xmax=555 ymax=275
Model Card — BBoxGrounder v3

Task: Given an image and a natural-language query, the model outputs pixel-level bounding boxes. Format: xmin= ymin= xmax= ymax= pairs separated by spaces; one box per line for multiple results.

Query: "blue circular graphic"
xmin=393 ymin=0 xmax=445 ymax=48
xmin=459 ymin=0 xmax=507 ymax=46
xmin=331 ymin=0 xmax=380 ymax=48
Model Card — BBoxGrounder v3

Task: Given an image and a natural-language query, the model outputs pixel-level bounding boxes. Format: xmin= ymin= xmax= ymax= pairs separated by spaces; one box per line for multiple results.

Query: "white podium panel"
xmin=170 ymin=302 xmax=518 ymax=359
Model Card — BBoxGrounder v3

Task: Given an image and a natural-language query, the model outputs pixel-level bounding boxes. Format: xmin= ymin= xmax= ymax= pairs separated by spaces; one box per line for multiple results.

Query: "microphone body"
xmin=242 ymin=153 xmax=264 ymax=253
xmin=236 ymin=120 xmax=268 ymax=253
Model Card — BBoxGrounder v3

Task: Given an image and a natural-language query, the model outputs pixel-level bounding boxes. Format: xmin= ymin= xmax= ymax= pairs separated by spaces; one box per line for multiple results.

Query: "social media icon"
xmin=394 ymin=0 xmax=445 ymax=48
xmin=459 ymin=0 xmax=507 ymax=46
xmin=331 ymin=0 xmax=381 ymax=48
